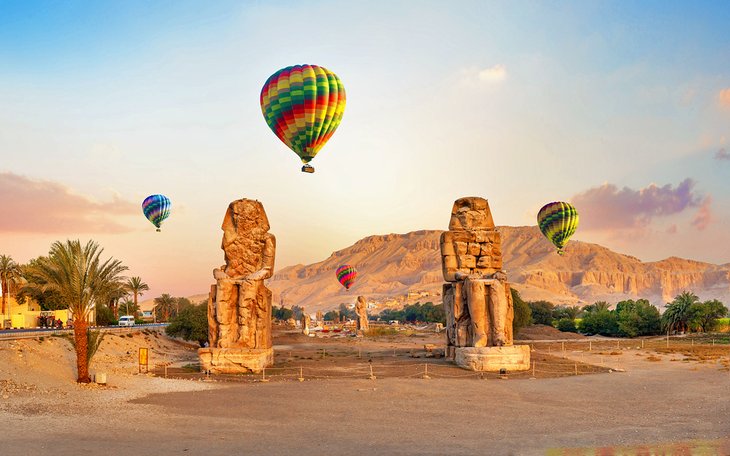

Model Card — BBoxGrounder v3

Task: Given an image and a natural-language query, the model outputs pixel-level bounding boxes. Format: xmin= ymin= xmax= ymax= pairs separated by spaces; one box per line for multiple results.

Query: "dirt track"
xmin=1 ymin=329 xmax=729 ymax=455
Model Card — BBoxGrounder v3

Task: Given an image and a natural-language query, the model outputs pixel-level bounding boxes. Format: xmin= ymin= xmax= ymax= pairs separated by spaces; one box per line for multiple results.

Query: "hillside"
xmin=265 ymin=227 xmax=730 ymax=313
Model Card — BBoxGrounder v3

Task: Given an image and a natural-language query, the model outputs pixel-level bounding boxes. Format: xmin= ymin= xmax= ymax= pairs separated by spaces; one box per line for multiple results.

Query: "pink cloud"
xmin=720 ymin=88 xmax=730 ymax=109
xmin=666 ymin=224 xmax=678 ymax=235
xmin=691 ymin=197 xmax=713 ymax=231
xmin=571 ymin=179 xmax=708 ymax=231
xmin=0 ymin=172 xmax=137 ymax=234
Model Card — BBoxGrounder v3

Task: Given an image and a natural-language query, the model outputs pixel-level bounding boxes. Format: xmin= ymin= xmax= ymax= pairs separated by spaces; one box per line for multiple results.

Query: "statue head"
xmin=448 ymin=197 xmax=495 ymax=231
xmin=221 ymin=198 xmax=270 ymax=249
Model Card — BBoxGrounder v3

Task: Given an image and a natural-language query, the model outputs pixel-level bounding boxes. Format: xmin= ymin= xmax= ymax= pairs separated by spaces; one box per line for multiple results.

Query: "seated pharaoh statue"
xmin=441 ymin=197 xmax=529 ymax=371
xmin=199 ymin=198 xmax=276 ymax=374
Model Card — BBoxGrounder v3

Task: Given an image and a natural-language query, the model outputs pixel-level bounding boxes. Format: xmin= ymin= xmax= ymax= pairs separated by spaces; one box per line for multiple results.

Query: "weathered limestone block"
xmin=355 ymin=296 xmax=369 ymax=331
xmin=199 ymin=348 xmax=274 ymax=374
xmin=459 ymin=255 xmax=476 ymax=269
xmin=455 ymin=346 xmax=530 ymax=372
xmin=200 ymin=198 xmax=276 ymax=373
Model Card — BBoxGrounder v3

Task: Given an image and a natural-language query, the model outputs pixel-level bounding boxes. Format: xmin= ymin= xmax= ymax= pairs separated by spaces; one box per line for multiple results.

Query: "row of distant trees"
xmin=527 ymin=291 xmax=728 ymax=336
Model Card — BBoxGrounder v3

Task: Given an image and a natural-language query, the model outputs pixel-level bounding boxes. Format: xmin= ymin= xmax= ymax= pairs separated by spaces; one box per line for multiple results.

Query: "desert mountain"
xmin=266 ymin=227 xmax=730 ymax=313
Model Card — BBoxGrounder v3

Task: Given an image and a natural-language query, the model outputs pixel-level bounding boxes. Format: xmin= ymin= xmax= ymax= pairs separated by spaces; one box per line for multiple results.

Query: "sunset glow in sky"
xmin=1 ymin=1 xmax=729 ymax=298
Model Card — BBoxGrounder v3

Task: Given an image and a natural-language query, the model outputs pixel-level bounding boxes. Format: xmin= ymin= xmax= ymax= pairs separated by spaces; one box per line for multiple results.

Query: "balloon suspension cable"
xmin=301 ymin=164 xmax=315 ymax=173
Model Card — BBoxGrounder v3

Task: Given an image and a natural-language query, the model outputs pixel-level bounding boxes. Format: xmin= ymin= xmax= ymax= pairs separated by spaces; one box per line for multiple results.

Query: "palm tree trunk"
xmin=74 ymin=318 xmax=91 ymax=383
xmin=1 ymin=279 xmax=6 ymax=318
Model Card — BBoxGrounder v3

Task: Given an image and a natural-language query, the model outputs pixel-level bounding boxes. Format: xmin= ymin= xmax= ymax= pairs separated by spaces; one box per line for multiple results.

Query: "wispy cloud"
xmin=571 ymin=178 xmax=711 ymax=231
xmin=715 ymin=148 xmax=729 ymax=160
xmin=0 ymin=172 xmax=138 ymax=234
xmin=691 ymin=197 xmax=712 ymax=231
xmin=478 ymin=64 xmax=507 ymax=83
xmin=720 ymin=88 xmax=730 ymax=109
xmin=459 ymin=64 xmax=508 ymax=86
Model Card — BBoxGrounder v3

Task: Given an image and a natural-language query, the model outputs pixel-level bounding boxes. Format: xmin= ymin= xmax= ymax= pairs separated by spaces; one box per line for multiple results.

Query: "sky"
xmin=1 ymin=0 xmax=729 ymax=299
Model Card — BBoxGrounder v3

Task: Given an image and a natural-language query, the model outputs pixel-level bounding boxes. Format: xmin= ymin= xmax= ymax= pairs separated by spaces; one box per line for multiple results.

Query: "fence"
xmin=521 ymin=335 xmax=730 ymax=354
xmin=152 ymin=335 xmax=730 ymax=383
xmin=154 ymin=357 xmax=613 ymax=383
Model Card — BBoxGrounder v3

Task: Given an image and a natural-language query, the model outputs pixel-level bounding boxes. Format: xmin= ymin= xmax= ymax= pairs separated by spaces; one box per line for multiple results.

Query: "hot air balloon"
xmin=142 ymin=194 xmax=171 ymax=232
xmin=537 ymin=202 xmax=579 ymax=255
xmin=260 ymin=64 xmax=346 ymax=173
xmin=335 ymin=264 xmax=357 ymax=290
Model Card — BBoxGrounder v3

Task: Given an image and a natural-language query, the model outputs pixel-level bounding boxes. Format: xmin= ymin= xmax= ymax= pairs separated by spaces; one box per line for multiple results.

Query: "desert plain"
xmin=0 ymin=326 xmax=728 ymax=456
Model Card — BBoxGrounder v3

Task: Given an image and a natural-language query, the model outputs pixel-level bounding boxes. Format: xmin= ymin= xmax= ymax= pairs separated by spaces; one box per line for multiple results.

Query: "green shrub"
xmin=556 ymin=318 xmax=578 ymax=333
xmin=511 ymin=288 xmax=532 ymax=333
xmin=165 ymin=303 xmax=208 ymax=347
xmin=528 ymin=301 xmax=555 ymax=326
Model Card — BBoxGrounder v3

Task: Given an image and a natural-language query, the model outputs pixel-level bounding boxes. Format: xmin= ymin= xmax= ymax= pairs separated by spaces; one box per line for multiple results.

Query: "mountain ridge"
xmin=266 ymin=226 xmax=730 ymax=313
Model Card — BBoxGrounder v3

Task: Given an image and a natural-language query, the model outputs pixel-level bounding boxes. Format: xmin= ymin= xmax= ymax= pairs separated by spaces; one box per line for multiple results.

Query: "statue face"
xmin=235 ymin=200 xmax=270 ymax=233
xmin=449 ymin=197 xmax=494 ymax=230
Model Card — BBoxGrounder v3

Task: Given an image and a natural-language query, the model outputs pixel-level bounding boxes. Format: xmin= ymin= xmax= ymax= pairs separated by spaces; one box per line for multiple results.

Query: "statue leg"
xmin=215 ymin=280 xmax=238 ymax=348
xmin=487 ymin=280 xmax=508 ymax=346
xmin=237 ymin=280 xmax=256 ymax=348
xmin=465 ymin=278 xmax=489 ymax=347
xmin=207 ymin=284 xmax=218 ymax=348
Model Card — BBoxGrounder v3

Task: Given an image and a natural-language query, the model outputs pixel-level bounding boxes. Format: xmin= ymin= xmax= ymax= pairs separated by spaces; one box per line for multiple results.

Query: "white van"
xmin=118 ymin=315 xmax=135 ymax=327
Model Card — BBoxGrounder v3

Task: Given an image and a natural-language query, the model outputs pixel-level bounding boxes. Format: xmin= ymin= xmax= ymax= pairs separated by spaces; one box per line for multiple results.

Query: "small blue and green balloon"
xmin=142 ymin=194 xmax=171 ymax=232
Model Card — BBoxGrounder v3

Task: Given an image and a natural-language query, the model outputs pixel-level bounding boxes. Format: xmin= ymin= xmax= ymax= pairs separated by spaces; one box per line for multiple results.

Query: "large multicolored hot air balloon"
xmin=537 ymin=202 xmax=579 ymax=255
xmin=142 ymin=194 xmax=171 ymax=232
xmin=335 ymin=264 xmax=357 ymax=290
xmin=260 ymin=64 xmax=346 ymax=173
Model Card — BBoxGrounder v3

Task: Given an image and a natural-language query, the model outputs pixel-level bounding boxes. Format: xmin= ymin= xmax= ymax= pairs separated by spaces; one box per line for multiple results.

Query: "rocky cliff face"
xmin=266 ymin=227 xmax=730 ymax=312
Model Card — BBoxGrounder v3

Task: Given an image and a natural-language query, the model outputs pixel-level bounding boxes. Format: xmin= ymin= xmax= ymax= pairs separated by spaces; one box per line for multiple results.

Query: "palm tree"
xmin=125 ymin=277 xmax=149 ymax=318
xmin=154 ymin=293 xmax=176 ymax=321
xmin=662 ymin=291 xmax=699 ymax=334
xmin=95 ymin=279 xmax=128 ymax=322
xmin=25 ymin=240 xmax=127 ymax=383
xmin=118 ymin=298 xmax=140 ymax=317
xmin=0 ymin=255 xmax=22 ymax=320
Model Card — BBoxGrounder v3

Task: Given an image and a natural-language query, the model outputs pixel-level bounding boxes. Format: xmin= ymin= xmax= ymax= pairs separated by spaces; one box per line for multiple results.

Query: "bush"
xmin=95 ymin=305 xmax=115 ymax=326
xmin=556 ymin=318 xmax=578 ymax=333
xmin=528 ymin=301 xmax=555 ymax=326
xmin=273 ymin=306 xmax=293 ymax=321
xmin=511 ymin=288 xmax=531 ymax=333
xmin=689 ymin=299 xmax=728 ymax=332
xmin=165 ymin=303 xmax=208 ymax=347
xmin=377 ymin=302 xmax=445 ymax=324
xmin=579 ymin=307 xmax=618 ymax=336
xmin=615 ymin=299 xmax=661 ymax=337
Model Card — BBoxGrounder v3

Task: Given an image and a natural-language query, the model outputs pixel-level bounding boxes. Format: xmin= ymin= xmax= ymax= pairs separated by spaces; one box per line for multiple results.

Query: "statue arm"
xmin=246 ymin=234 xmax=276 ymax=281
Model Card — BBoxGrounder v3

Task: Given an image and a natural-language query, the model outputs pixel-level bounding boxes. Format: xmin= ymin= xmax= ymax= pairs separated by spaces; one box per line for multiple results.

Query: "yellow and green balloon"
xmin=260 ymin=64 xmax=346 ymax=173
xmin=537 ymin=202 xmax=579 ymax=255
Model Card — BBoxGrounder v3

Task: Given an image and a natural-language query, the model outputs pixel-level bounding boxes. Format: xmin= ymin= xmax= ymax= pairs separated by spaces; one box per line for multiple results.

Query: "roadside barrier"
xmin=0 ymin=324 xmax=168 ymax=341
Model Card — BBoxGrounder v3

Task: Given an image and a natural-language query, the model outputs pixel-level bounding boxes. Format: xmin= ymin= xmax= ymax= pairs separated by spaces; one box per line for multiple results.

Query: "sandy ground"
xmin=0 ymin=327 xmax=729 ymax=455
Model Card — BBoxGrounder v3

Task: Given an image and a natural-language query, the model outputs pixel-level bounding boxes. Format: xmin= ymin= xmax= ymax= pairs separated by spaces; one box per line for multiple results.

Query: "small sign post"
xmin=139 ymin=347 xmax=149 ymax=374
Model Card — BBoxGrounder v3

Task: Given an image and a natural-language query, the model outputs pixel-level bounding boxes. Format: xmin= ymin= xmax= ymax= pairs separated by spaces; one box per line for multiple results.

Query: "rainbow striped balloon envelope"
xmin=335 ymin=264 xmax=357 ymax=290
xmin=537 ymin=201 xmax=579 ymax=255
xmin=142 ymin=194 xmax=171 ymax=232
xmin=260 ymin=64 xmax=346 ymax=173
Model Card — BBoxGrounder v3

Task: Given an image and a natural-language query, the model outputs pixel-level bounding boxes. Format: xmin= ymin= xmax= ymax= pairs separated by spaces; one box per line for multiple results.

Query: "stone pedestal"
xmin=454 ymin=345 xmax=530 ymax=372
xmin=198 ymin=347 xmax=274 ymax=374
